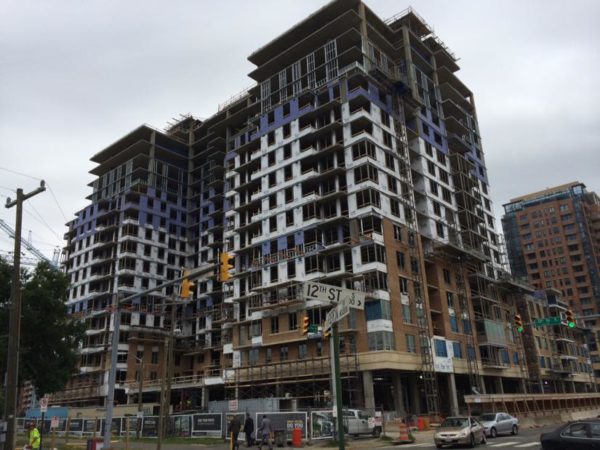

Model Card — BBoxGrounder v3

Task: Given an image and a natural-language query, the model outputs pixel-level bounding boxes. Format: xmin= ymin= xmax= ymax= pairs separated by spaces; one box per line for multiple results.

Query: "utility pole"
xmin=3 ymin=181 xmax=45 ymax=450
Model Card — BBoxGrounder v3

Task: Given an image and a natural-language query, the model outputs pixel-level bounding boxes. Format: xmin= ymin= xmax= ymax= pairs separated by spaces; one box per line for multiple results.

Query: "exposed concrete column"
xmin=479 ymin=376 xmax=487 ymax=394
xmin=362 ymin=370 xmax=376 ymax=411
xmin=496 ymin=377 xmax=505 ymax=394
xmin=201 ymin=387 xmax=209 ymax=409
xmin=448 ymin=373 xmax=460 ymax=416
xmin=392 ymin=373 xmax=406 ymax=416
xmin=408 ymin=375 xmax=421 ymax=415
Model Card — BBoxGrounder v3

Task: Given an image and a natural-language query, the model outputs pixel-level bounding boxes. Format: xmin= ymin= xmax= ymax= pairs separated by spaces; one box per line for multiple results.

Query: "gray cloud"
xmin=1 ymin=0 xmax=598 ymax=260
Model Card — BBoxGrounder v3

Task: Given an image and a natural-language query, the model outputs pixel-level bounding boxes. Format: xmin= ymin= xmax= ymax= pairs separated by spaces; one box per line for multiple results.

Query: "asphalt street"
xmin=379 ymin=425 xmax=555 ymax=450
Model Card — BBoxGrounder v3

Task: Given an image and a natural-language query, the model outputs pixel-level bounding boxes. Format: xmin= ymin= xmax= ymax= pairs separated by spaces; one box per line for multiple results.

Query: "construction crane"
xmin=0 ymin=218 xmax=60 ymax=269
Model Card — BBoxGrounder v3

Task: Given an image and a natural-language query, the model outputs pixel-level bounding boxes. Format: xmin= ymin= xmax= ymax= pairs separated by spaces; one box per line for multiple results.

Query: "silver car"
xmin=479 ymin=412 xmax=519 ymax=438
xmin=434 ymin=416 xmax=486 ymax=448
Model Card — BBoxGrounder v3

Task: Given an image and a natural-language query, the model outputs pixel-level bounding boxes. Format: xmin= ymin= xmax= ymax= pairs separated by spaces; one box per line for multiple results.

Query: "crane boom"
xmin=0 ymin=218 xmax=58 ymax=268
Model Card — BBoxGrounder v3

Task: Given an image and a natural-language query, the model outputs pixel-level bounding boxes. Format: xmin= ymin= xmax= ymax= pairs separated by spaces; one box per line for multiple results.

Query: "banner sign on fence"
xmin=311 ymin=411 xmax=334 ymax=439
xmin=256 ymin=412 xmax=307 ymax=439
xmin=142 ymin=416 xmax=159 ymax=437
xmin=84 ymin=419 xmax=97 ymax=433
xmin=68 ymin=419 xmax=83 ymax=432
xmin=192 ymin=413 xmax=222 ymax=433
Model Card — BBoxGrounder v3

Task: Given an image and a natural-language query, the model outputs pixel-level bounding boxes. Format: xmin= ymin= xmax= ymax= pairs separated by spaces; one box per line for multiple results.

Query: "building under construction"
xmin=53 ymin=0 xmax=596 ymax=418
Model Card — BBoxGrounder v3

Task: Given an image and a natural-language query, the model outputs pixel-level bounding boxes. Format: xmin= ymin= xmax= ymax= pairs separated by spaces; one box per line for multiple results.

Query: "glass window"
xmin=298 ymin=343 xmax=307 ymax=359
xmin=365 ymin=299 xmax=392 ymax=321
xmin=406 ymin=334 xmax=416 ymax=353
xmin=561 ymin=423 xmax=589 ymax=438
xmin=452 ymin=341 xmax=462 ymax=358
xmin=367 ymin=331 xmax=396 ymax=351
xmin=402 ymin=304 xmax=412 ymax=324
xmin=449 ymin=315 xmax=459 ymax=333
xmin=434 ymin=339 xmax=447 ymax=357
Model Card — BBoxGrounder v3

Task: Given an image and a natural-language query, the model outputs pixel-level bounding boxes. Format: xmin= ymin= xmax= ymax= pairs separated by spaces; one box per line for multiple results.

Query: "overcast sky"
xmin=1 ymin=0 xmax=599 ymax=261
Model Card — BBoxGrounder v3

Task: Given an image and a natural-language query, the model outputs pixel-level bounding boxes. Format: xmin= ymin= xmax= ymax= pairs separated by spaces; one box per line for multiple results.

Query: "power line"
xmin=0 ymin=166 xmax=42 ymax=181
xmin=0 ymin=168 xmax=69 ymax=222
xmin=46 ymin=183 xmax=69 ymax=222
xmin=22 ymin=208 xmax=63 ymax=242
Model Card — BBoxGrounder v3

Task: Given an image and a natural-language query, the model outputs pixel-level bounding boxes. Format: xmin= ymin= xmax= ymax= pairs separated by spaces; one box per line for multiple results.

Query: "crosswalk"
xmin=398 ymin=441 xmax=540 ymax=448
xmin=488 ymin=442 xmax=540 ymax=448
xmin=488 ymin=441 xmax=540 ymax=448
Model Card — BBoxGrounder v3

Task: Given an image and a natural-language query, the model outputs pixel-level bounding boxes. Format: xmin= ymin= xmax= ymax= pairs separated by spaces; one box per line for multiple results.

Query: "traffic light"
xmin=566 ymin=309 xmax=576 ymax=328
xmin=323 ymin=324 xmax=331 ymax=339
xmin=514 ymin=314 xmax=524 ymax=333
xmin=302 ymin=314 xmax=310 ymax=335
xmin=180 ymin=269 xmax=195 ymax=299
xmin=220 ymin=252 xmax=234 ymax=282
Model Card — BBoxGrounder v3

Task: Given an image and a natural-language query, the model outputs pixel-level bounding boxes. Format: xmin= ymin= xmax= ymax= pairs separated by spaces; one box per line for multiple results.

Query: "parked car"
xmin=541 ymin=420 xmax=600 ymax=450
xmin=479 ymin=412 xmax=519 ymax=437
xmin=434 ymin=416 xmax=486 ymax=448
xmin=341 ymin=409 xmax=381 ymax=437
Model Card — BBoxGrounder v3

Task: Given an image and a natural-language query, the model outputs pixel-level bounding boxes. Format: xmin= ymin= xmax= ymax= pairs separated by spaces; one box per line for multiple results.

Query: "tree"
xmin=0 ymin=258 xmax=85 ymax=399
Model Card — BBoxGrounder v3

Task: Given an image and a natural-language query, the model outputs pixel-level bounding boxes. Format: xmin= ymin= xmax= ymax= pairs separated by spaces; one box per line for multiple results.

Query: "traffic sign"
xmin=40 ymin=397 xmax=48 ymax=413
xmin=324 ymin=303 xmax=350 ymax=330
xmin=50 ymin=417 xmax=59 ymax=429
xmin=303 ymin=281 xmax=365 ymax=308
xmin=228 ymin=399 xmax=238 ymax=412
xmin=534 ymin=316 xmax=562 ymax=327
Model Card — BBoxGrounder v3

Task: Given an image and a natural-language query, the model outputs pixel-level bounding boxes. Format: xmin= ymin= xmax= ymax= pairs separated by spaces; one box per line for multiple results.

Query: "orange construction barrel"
xmin=417 ymin=417 xmax=425 ymax=431
xmin=292 ymin=427 xmax=302 ymax=447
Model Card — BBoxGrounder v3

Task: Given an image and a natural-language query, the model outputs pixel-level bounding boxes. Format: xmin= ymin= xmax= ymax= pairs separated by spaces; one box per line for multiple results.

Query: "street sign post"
xmin=303 ymin=281 xmax=365 ymax=308
xmin=40 ymin=397 xmax=48 ymax=413
xmin=302 ymin=281 xmax=367 ymax=450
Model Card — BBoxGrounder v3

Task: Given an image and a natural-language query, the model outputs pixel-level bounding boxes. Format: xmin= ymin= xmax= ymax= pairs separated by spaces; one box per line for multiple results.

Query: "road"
xmin=380 ymin=425 xmax=555 ymax=450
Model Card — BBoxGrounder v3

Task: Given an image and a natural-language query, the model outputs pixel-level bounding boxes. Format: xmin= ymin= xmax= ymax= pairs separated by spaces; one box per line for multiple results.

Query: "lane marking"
xmin=489 ymin=443 xmax=520 ymax=447
xmin=515 ymin=443 xmax=540 ymax=448
xmin=394 ymin=444 xmax=430 ymax=448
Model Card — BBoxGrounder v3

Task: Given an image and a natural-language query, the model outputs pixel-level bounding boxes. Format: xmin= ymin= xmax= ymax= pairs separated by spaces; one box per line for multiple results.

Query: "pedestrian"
xmin=228 ymin=414 xmax=241 ymax=450
xmin=26 ymin=422 xmax=41 ymax=450
xmin=243 ymin=413 xmax=254 ymax=447
xmin=257 ymin=415 xmax=273 ymax=450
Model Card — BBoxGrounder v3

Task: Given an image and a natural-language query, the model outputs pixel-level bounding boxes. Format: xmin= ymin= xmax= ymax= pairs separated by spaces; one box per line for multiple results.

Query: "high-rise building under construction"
xmin=54 ymin=0 xmax=596 ymax=416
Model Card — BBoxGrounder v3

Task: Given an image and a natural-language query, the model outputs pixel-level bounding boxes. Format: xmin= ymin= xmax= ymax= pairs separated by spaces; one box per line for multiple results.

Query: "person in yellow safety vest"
xmin=27 ymin=422 xmax=41 ymax=450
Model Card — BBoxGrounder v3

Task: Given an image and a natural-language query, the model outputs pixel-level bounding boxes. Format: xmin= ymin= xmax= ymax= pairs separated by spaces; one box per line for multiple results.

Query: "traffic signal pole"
xmin=3 ymin=181 xmax=45 ymax=450
xmin=332 ymin=323 xmax=345 ymax=450
xmin=102 ymin=266 xmax=211 ymax=450
xmin=103 ymin=292 xmax=121 ymax=450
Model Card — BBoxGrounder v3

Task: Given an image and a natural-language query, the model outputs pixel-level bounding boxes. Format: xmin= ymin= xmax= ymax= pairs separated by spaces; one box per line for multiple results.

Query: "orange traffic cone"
xmin=399 ymin=421 xmax=410 ymax=441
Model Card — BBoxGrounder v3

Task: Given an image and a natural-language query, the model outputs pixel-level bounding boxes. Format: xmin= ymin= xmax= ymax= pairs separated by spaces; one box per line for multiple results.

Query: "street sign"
xmin=324 ymin=303 xmax=350 ymax=330
xmin=534 ymin=316 xmax=562 ymax=328
xmin=50 ymin=417 xmax=59 ymax=429
xmin=303 ymin=282 xmax=365 ymax=309
xmin=40 ymin=397 xmax=48 ymax=413
xmin=307 ymin=324 xmax=318 ymax=333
